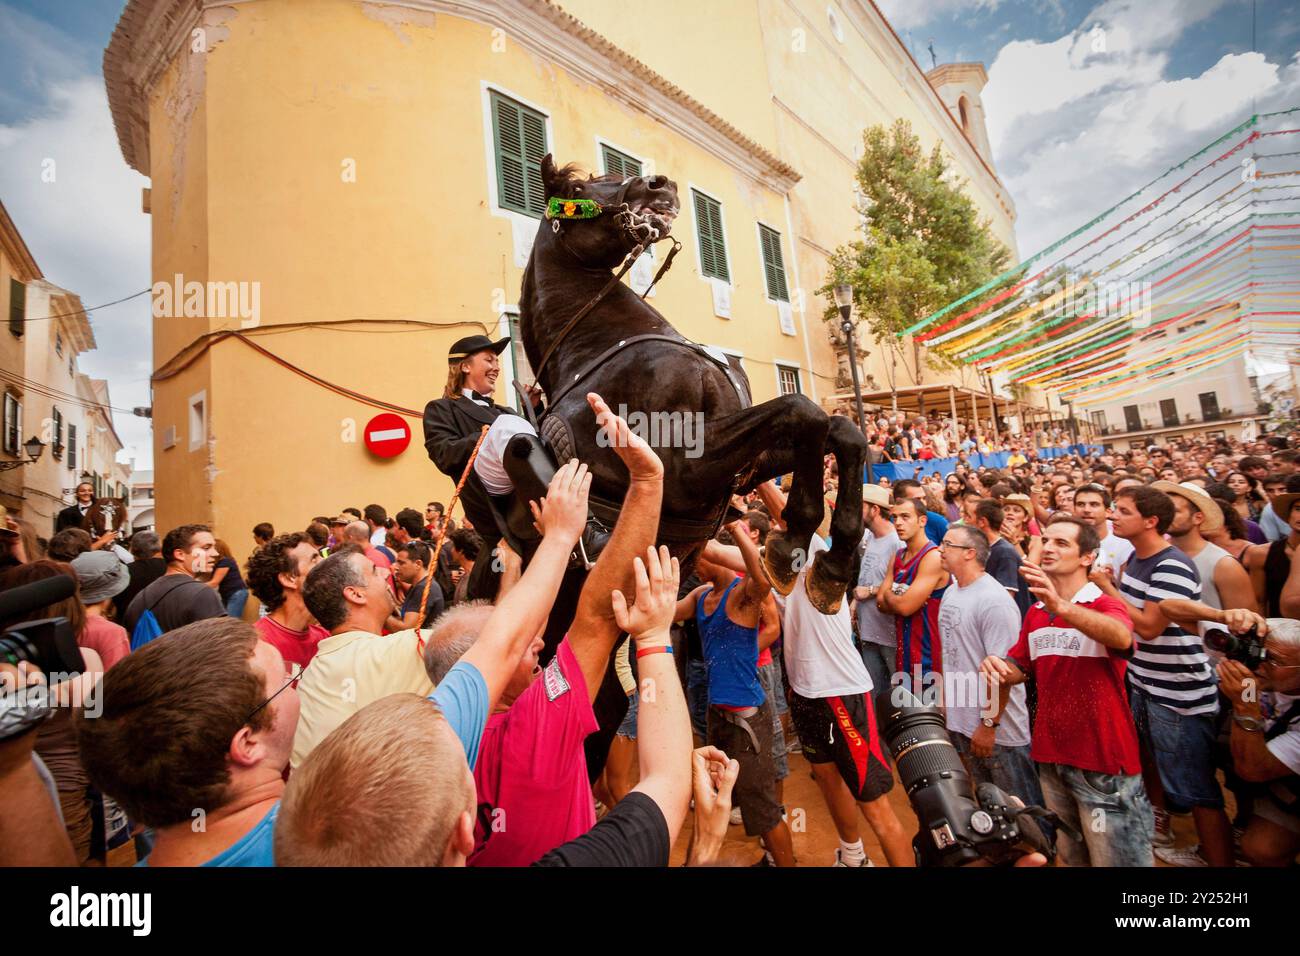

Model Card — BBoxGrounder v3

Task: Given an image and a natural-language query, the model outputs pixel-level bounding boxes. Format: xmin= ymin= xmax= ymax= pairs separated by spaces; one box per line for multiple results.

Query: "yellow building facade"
xmin=106 ymin=0 xmax=1020 ymax=559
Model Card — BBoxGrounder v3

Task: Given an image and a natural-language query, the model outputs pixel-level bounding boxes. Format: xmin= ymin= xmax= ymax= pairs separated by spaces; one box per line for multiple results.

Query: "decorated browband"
xmin=544 ymin=197 xmax=604 ymax=220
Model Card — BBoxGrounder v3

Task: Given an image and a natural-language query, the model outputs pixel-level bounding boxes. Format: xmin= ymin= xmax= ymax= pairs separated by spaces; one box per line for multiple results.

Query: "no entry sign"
xmin=364 ymin=413 xmax=411 ymax=458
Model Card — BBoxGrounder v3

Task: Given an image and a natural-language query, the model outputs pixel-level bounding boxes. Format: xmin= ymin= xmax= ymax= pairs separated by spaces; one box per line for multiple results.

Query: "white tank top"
xmin=1190 ymin=540 xmax=1231 ymax=610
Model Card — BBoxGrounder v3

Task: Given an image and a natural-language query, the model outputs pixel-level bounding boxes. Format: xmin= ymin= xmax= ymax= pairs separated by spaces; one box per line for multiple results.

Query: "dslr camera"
xmin=1 ymin=576 xmax=86 ymax=742
xmin=1204 ymin=625 xmax=1267 ymax=670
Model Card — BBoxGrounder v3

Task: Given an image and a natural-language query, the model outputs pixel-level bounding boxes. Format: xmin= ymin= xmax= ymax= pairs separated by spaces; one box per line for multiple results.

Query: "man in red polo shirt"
xmin=246 ymin=532 xmax=330 ymax=670
xmin=421 ymin=394 xmax=665 ymax=866
xmin=980 ymin=514 xmax=1153 ymax=867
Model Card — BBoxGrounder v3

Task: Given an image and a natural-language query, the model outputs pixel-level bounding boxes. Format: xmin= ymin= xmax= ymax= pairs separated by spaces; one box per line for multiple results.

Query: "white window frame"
xmin=774 ymin=362 xmax=803 ymax=397
xmin=496 ymin=305 xmax=530 ymax=413
xmin=188 ymin=390 xmax=207 ymax=452
xmin=687 ymin=182 xmax=732 ymax=287
xmin=481 ymin=80 xmax=555 ymax=229
xmin=594 ymin=136 xmax=654 ymax=180
xmin=707 ymin=345 xmax=745 ymax=374
xmin=598 ymin=138 xmax=658 ymax=291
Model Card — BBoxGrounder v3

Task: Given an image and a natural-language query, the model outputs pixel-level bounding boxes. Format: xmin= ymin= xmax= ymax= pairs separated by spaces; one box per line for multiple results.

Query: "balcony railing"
xmin=1095 ymin=407 xmax=1261 ymax=435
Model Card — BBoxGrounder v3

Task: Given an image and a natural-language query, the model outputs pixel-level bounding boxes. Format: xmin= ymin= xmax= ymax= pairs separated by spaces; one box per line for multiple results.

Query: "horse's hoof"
xmin=803 ymin=552 xmax=847 ymax=615
xmin=760 ymin=531 xmax=800 ymax=597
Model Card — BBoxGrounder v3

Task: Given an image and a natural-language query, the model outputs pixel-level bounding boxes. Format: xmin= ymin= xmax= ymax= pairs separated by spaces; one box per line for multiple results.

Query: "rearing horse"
xmin=520 ymin=156 xmax=866 ymax=615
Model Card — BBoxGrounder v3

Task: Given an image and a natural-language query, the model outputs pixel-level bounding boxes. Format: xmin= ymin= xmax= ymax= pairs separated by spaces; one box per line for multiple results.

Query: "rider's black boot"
xmin=503 ymin=433 xmax=609 ymax=569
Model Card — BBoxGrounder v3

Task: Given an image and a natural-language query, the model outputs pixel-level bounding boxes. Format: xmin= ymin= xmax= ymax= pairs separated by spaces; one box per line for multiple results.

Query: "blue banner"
xmin=864 ymin=444 xmax=1101 ymax=483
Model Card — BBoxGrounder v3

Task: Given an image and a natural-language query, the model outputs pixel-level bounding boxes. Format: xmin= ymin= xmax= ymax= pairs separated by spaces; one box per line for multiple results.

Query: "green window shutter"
xmin=492 ymin=92 xmax=548 ymax=217
xmin=692 ymin=190 xmax=730 ymax=282
xmin=601 ymin=144 xmax=642 ymax=179
xmin=9 ymin=278 xmax=24 ymax=337
xmin=758 ymin=225 xmax=790 ymax=301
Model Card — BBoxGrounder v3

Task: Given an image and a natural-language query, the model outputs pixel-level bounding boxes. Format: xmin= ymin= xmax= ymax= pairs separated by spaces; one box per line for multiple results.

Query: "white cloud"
xmin=875 ymin=0 xmax=1005 ymax=32
xmin=1083 ymin=0 xmax=1229 ymax=52
xmin=0 ymin=76 xmax=154 ymax=469
xmin=981 ymin=0 xmax=1300 ymax=259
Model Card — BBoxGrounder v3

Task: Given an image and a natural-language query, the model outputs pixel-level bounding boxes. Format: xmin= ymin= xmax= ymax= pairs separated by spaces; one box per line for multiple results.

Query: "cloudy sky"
xmin=0 ymin=0 xmax=1297 ymax=469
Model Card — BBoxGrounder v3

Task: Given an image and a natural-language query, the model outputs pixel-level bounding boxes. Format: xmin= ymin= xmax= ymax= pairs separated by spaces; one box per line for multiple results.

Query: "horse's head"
xmin=540 ymin=154 xmax=679 ymax=269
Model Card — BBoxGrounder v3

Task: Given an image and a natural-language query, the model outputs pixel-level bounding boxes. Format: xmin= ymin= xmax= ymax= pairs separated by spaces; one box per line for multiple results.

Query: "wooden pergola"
xmin=826 ymin=383 xmax=1082 ymax=438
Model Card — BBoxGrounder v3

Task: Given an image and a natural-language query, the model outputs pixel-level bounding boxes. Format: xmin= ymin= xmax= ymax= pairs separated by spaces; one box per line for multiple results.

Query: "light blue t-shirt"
xmin=923 ymin=510 xmax=949 ymax=548
xmin=1260 ymin=502 xmax=1289 ymax=542
xmin=137 ymin=802 xmax=279 ymax=867
xmin=430 ymin=660 xmax=489 ymax=769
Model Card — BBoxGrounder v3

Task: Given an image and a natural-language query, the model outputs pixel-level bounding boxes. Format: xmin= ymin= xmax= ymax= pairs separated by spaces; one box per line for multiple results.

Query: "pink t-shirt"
xmin=254 ymin=615 xmax=330 ymax=670
xmin=80 ymin=614 xmax=129 ymax=671
xmin=468 ymin=637 xmax=598 ymax=866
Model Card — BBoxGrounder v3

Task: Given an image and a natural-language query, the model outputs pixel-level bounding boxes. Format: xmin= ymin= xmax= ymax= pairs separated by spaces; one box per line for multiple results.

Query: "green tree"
xmin=823 ymin=119 xmax=1011 ymax=393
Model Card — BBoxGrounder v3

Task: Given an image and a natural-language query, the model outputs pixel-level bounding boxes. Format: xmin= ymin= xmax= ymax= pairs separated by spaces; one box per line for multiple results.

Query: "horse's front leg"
xmin=805 ymin=415 xmax=868 ymax=613
xmin=691 ymin=395 xmax=829 ymax=596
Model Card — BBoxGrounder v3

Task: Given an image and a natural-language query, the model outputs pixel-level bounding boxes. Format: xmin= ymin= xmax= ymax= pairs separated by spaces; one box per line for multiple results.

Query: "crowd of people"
xmin=837 ymin=408 xmax=1073 ymax=464
xmin=1 ymin=399 xmax=1298 ymax=868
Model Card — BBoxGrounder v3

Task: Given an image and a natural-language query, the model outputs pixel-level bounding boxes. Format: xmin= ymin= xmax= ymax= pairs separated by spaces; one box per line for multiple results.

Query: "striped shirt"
xmin=1120 ymin=546 xmax=1218 ymax=716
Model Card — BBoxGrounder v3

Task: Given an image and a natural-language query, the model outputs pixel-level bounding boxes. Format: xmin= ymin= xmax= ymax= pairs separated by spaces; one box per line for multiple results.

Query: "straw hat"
xmin=1151 ymin=480 xmax=1224 ymax=533
xmin=861 ymin=484 xmax=892 ymax=508
xmin=1001 ymin=493 xmax=1033 ymax=513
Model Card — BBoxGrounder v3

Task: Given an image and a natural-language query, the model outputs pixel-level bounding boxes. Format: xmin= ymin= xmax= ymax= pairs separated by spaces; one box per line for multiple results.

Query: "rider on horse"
xmin=422 ymin=333 xmax=608 ymax=600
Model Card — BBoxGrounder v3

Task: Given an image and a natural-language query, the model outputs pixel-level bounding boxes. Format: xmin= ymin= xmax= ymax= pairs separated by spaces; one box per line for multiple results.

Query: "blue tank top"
xmin=696 ymin=578 xmax=765 ymax=708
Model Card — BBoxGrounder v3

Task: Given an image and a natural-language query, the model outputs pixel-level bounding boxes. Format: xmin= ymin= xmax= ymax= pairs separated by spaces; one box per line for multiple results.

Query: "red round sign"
xmin=364 ymin=413 xmax=411 ymax=458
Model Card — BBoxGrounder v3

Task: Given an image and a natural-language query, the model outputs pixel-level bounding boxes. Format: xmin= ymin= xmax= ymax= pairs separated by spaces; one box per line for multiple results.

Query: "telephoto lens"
xmin=875 ymin=686 xmax=985 ymax=867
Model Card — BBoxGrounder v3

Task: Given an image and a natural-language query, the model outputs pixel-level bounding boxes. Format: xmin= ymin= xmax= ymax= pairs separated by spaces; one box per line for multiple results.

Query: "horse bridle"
xmin=531 ymin=177 xmax=682 ymax=388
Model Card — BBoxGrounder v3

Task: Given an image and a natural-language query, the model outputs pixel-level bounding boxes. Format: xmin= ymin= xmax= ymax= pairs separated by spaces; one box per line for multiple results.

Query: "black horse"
xmin=520 ymin=156 xmax=866 ymax=618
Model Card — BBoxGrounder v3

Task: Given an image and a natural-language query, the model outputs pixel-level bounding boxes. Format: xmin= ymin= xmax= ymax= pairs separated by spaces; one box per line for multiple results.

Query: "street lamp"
xmin=833 ymin=282 xmax=873 ymax=484
xmin=0 ymin=436 xmax=46 ymax=472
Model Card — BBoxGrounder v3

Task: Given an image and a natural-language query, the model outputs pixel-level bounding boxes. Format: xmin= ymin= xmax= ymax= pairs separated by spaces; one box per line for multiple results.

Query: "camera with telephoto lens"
xmin=1 ymin=575 xmax=86 ymax=742
xmin=0 ymin=617 xmax=83 ymax=743
xmin=1204 ymin=625 xmax=1267 ymax=670
xmin=876 ymin=688 xmax=1066 ymax=867
xmin=1 ymin=617 xmax=83 ymax=675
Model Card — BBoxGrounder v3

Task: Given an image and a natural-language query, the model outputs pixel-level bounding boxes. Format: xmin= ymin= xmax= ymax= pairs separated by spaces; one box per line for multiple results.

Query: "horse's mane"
xmin=546 ymin=162 xmax=622 ymax=199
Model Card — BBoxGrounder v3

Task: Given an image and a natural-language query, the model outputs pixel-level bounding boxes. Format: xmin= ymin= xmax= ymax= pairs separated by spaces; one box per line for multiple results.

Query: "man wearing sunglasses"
xmin=77 ymin=617 xmax=301 ymax=866
xmin=1215 ymin=617 xmax=1300 ymax=867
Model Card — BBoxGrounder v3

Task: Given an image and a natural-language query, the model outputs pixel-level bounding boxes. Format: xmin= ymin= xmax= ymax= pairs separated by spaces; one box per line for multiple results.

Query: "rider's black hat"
xmin=448 ymin=334 xmax=510 ymax=362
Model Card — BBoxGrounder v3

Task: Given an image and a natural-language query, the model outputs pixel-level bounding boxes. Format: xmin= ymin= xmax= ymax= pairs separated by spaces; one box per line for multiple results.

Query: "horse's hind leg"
xmin=805 ymin=415 xmax=868 ymax=613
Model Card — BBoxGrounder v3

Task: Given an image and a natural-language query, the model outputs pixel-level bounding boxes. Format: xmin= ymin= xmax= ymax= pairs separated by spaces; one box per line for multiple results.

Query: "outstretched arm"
xmin=612 ymin=547 xmax=692 ymax=844
xmin=458 ymin=460 xmax=589 ymax=711
xmin=569 ymin=393 xmax=666 ymax=704
xmin=728 ymin=520 xmax=773 ymax=605
xmin=755 ymin=480 xmax=786 ymax=529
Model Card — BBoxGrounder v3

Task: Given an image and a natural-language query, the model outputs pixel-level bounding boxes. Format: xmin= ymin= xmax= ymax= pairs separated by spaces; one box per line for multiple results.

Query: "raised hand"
xmin=588 ymin=392 xmax=663 ymax=482
xmin=688 ymin=745 xmax=739 ymax=866
xmin=1019 ymin=561 xmax=1064 ymax=615
xmin=529 ymin=459 xmax=591 ymax=546
xmin=611 ymin=545 xmax=680 ymax=643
